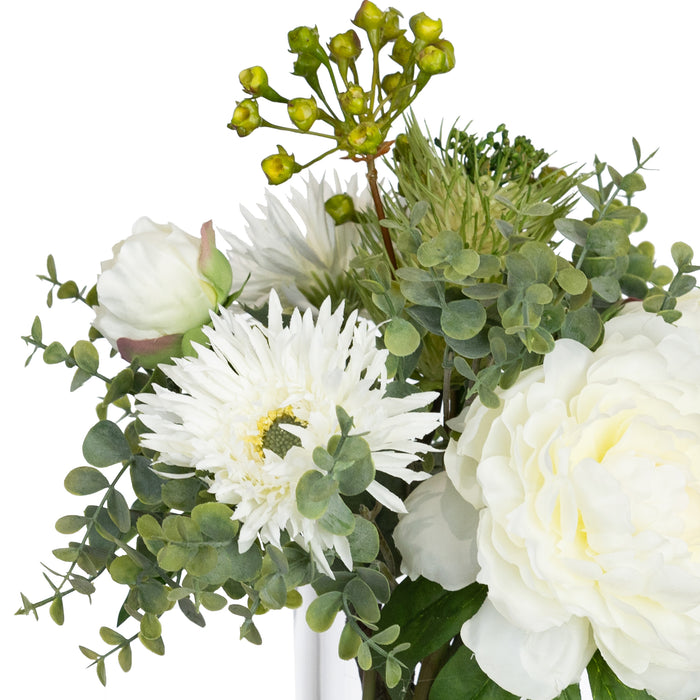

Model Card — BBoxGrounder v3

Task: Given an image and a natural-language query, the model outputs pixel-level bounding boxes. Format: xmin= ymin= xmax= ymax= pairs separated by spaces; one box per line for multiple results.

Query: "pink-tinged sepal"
xmin=117 ymin=334 xmax=184 ymax=369
xmin=198 ymin=220 xmax=233 ymax=304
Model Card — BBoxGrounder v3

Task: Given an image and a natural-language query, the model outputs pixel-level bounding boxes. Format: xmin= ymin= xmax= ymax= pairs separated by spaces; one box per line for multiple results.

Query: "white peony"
xmin=93 ymin=217 xmax=231 ymax=367
xmin=396 ymin=291 xmax=700 ymax=700
xmin=137 ymin=292 xmax=440 ymax=576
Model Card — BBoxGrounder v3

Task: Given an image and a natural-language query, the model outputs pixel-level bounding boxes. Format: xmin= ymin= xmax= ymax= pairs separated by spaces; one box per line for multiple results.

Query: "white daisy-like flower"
xmin=137 ymin=292 xmax=439 ymax=575
xmin=221 ymin=173 xmax=371 ymax=309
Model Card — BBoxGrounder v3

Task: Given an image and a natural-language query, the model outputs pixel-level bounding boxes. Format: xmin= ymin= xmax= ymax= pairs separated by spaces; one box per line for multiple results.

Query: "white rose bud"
xmin=93 ymin=217 xmax=232 ymax=368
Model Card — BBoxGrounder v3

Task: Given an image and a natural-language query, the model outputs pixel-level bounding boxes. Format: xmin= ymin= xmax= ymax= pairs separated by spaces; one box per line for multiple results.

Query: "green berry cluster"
xmin=228 ymin=1 xmax=455 ymax=184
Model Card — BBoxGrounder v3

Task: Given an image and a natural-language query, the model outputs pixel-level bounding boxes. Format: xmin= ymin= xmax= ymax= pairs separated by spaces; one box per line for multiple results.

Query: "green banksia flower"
xmin=287 ymin=97 xmax=318 ymax=132
xmin=228 ymin=99 xmax=262 ymax=136
xmin=328 ymin=30 xmax=362 ymax=61
xmin=409 ymin=12 xmax=442 ymax=43
xmin=261 ymin=146 xmax=302 ymax=185
xmin=353 ymin=1 xmax=385 ymax=31
xmin=339 ymin=85 xmax=367 ymax=115
xmin=347 ymin=121 xmax=384 ymax=154
xmin=239 ymin=66 xmax=268 ymax=96
xmin=324 ymin=193 xmax=357 ymax=225
xmin=391 ymin=34 xmax=414 ymax=67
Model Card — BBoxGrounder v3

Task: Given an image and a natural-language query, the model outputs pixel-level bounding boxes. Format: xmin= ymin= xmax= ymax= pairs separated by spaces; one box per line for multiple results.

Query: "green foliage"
xmin=588 ymin=652 xmax=656 ymax=699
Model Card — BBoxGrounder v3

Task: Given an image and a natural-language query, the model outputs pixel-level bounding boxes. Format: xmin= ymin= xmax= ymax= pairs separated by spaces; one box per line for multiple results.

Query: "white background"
xmin=1 ymin=1 xmax=698 ymax=697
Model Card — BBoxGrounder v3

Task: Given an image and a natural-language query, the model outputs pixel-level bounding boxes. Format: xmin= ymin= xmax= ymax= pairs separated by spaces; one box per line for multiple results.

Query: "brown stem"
xmin=412 ymin=643 xmax=452 ymax=700
xmin=366 ymin=157 xmax=398 ymax=270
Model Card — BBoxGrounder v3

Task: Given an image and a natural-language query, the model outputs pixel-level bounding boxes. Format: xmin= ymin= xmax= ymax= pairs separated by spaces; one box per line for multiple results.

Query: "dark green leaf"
xmin=345 ymin=577 xmax=380 ymax=623
xmin=191 ymin=502 xmax=238 ymax=541
xmin=561 ymin=307 xmax=603 ymax=348
xmin=379 ymin=578 xmax=487 ymax=672
xmin=587 ymin=651 xmax=655 ymax=700
xmin=130 ymin=457 xmax=164 ymax=505
xmin=430 ymin=645 xmax=518 ymax=700
xmin=107 ymin=489 xmax=131 ymax=533
xmin=161 ymin=477 xmax=203 ymax=511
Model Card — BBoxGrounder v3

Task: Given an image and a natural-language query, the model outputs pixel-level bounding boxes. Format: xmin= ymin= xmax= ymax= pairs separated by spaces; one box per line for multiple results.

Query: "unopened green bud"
xmin=287 ymin=97 xmax=318 ymax=132
xmin=288 ymin=25 xmax=322 ymax=54
xmin=347 ymin=122 xmax=384 ymax=155
xmin=391 ymin=34 xmax=414 ymax=67
xmin=409 ymin=12 xmax=442 ymax=43
xmin=417 ymin=40 xmax=455 ymax=75
xmin=339 ymin=85 xmax=367 ymax=115
xmin=324 ymin=194 xmax=357 ymax=225
xmin=329 ymin=30 xmax=362 ymax=61
xmin=381 ymin=8 xmax=404 ymax=42
xmin=261 ymin=146 xmax=302 ymax=185
xmin=353 ymin=1 xmax=385 ymax=31
xmin=293 ymin=52 xmax=322 ymax=79
xmin=228 ymin=99 xmax=262 ymax=137
xmin=239 ymin=66 xmax=268 ymax=96
xmin=381 ymin=72 xmax=402 ymax=95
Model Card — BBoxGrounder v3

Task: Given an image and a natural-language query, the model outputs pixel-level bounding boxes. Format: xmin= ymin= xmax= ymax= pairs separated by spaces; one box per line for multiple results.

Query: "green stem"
xmin=301 ymin=146 xmax=342 ymax=170
xmin=260 ymin=119 xmax=337 ymax=140
xmin=22 ymin=336 xmax=113 ymax=384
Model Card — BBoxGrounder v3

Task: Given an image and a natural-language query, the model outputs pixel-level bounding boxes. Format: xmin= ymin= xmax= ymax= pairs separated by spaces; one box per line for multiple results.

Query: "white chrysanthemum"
xmin=138 ymin=292 xmax=439 ymax=575
xmin=221 ymin=173 xmax=370 ymax=309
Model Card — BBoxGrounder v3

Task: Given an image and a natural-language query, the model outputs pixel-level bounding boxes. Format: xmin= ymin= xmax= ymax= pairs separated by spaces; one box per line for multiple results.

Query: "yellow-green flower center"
xmin=251 ymin=406 xmax=307 ymax=459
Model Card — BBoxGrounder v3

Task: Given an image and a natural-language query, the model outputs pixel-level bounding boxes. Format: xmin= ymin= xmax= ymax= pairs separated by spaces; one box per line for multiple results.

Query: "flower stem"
xmin=365 ymin=157 xmax=398 ymax=270
xmin=412 ymin=643 xmax=451 ymax=700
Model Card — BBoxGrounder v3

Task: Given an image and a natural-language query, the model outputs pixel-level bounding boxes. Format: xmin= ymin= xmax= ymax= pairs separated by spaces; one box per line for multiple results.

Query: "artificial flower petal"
xmin=461 ymin=599 xmax=595 ymax=700
xmin=393 ymin=471 xmax=480 ymax=590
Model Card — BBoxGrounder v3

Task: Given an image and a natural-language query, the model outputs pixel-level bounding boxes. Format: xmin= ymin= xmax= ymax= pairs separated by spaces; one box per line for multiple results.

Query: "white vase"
xmin=294 ymin=586 xmax=363 ymax=700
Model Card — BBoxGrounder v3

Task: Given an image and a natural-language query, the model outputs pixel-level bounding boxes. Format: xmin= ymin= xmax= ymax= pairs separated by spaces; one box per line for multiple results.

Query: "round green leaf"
xmin=384 ymin=318 xmax=420 ymax=357
xmin=82 ymin=420 xmax=131 ymax=467
xmin=64 ymin=466 xmax=109 ymax=495
xmin=306 ymin=591 xmax=343 ymax=632
xmin=557 ymin=266 xmax=588 ymax=295
xmin=73 ymin=340 xmax=99 ymax=374
xmin=440 ymin=299 xmax=486 ymax=340
xmin=43 ymin=341 xmax=68 ymax=364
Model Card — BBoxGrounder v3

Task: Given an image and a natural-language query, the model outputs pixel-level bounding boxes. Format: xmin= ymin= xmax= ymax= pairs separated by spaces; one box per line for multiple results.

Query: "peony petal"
xmin=394 ymin=471 xmax=479 ymax=590
xmin=461 ymin=599 xmax=595 ymax=700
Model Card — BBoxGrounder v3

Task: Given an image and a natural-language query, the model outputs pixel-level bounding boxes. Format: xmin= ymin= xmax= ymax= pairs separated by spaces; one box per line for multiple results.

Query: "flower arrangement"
xmin=11 ymin=3 xmax=700 ymax=700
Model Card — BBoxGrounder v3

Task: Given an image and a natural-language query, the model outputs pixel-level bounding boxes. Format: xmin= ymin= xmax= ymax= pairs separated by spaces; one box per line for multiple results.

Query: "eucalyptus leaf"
xmin=384 ymin=318 xmax=421 ymax=357
xmin=82 ymin=420 xmax=131 ymax=468
xmin=73 ymin=340 xmax=99 ymax=374
xmin=64 ymin=466 xmax=109 ymax=495
xmin=306 ymin=591 xmax=343 ymax=632
xmin=441 ymin=299 xmax=487 ymax=340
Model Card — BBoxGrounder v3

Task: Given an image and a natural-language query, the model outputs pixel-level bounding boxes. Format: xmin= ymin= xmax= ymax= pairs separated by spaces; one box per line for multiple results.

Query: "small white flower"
xmin=221 ymin=173 xmax=370 ymax=309
xmin=138 ymin=292 xmax=439 ymax=575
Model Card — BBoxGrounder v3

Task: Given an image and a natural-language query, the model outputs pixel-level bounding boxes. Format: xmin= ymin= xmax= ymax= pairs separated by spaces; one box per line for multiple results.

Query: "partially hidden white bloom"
xmin=395 ymin=290 xmax=700 ymax=700
xmin=138 ymin=292 xmax=439 ymax=576
xmin=220 ymin=173 xmax=370 ymax=309
xmin=93 ymin=217 xmax=231 ymax=367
